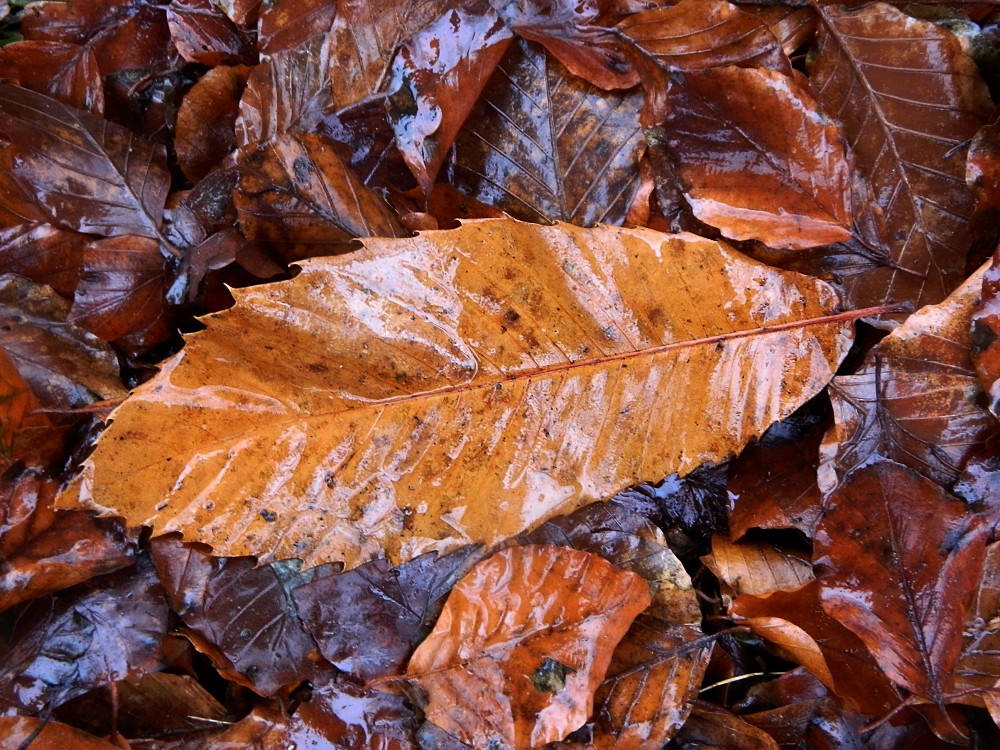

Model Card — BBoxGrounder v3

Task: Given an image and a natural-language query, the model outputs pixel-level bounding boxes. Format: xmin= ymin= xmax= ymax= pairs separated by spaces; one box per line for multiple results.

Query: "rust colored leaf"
xmin=0 ymin=347 xmax=46 ymax=464
xmin=0 ymin=718 xmax=119 ymax=749
xmin=451 ymin=39 xmax=644 ymax=227
xmin=0 ymin=223 xmax=87 ymax=298
xmin=743 ymin=5 xmax=817 ymax=57
xmin=654 ymin=65 xmax=852 ymax=250
xmin=216 ymin=0 xmax=259 ymax=27
xmin=0 ymin=554 xmax=167 ymax=714
xmin=673 ymin=703 xmax=780 ymax=750
xmin=820 ymin=263 xmax=1000 ymax=493
xmin=593 ymin=616 xmax=712 ymax=750
xmin=614 ymin=0 xmax=791 ymax=124
xmin=967 ymin=120 xmax=1000 ymax=215
xmin=235 ymin=132 xmax=408 ymax=262
xmin=809 ymin=3 xmax=993 ymax=312
xmin=702 ymin=535 xmax=813 ymax=598
xmin=405 ymin=545 xmax=651 ymax=748
xmin=0 ymin=41 xmax=103 ymax=114
xmin=63 ymin=221 xmax=853 ymax=567
xmin=388 ymin=2 xmax=514 ymax=192
xmin=257 ymin=0 xmax=337 ymax=56
xmin=815 ymin=460 xmax=989 ymax=703
xmin=293 ymin=545 xmax=483 ymax=682
xmin=176 ymin=65 xmax=252 ymax=182
xmin=150 ymin=536 xmax=336 ymax=697
xmin=954 ymin=542 xmax=1000 ymax=697
xmin=972 ymin=246 xmax=1000 ymax=418
xmin=0 ymin=85 xmax=173 ymax=247
xmin=166 ymin=0 xmax=255 ymax=67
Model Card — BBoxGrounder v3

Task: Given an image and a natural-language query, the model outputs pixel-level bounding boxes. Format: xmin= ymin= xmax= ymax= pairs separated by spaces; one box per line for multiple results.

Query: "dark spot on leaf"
xmin=260 ymin=509 xmax=277 ymax=522
xmin=531 ymin=657 xmax=572 ymax=693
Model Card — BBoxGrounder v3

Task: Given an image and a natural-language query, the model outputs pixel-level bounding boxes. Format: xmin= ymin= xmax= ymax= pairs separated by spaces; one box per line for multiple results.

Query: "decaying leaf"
xmin=954 ymin=542 xmax=1000 ymax=698
xmin=702 ymin=535 xmax=813 ymax=598
xmin=404 ymin=544 xmax=651 ymax=749
xmin=972 ymin=246 xmax=1000 ymax=419
xmin=63 ymin=220 xmax=853 ymax=566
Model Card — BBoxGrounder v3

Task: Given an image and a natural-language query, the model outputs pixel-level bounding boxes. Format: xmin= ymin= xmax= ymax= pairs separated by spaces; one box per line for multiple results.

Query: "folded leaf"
xmin=63 ymin=220 xmax=853 ymax=567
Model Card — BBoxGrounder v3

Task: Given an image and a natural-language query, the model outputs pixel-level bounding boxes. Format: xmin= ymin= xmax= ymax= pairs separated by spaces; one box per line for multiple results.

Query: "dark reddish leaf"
xmin=20 ymin=0 xmax=178 ymax=77
xmin=257 ymin=0 xmax=337 ymax=56
xmin=953 ymin=542 xmax=1000 ymax=698
xmin=69 ymin=236 xmax=173 ymax=349
xmin=672 ymin=703 xmax=780 ymax=750
xmin=175 ymin=65 xmax=252 ymax=182
xmin=654 ymin=66 xmax=853 ymax=250
xmin=451 ymin=39 xmax=643 ymax=226
xmin=0 ymin=553 xmax=168 ymax=714
xmin=150 ymin=536 xmax=336 ymax=696
xmin=293 ymin=545 xmax=483 ymax=682
xmin=0 ymin=347 xmax=64 ymax=471
xmin=0 ymin=41 xmax=103 ymax=114
xmin=0 ymin=717 xmax=119 ymax=749
xmin=216 ymin=0 xmax=260 ymax=27
xmin=405 ymin=545 xmax=651 ymax=748
xmin=972 ymin=246 xmax=1000 ymax=418
xmin=0 ymin=148 xmax=51 ymax=229
xmin=234 ymin=132 xmax=408 ymax=262
xmin=0 ymin=85 xmax=174 ymax=249
xmin=815 ymin=460 xmax=988 ymax=704
xmin=742 ymin=5 xmax=817 ymax=57
xmin=388 ymin=3 xmax=514 ymax=192
xmin=592 ymin=616 xmax=712 ymax=749
xmin=820 ymin=265 xmax=1000 ymax=493
xmin=166 ymin=0 xmax=255 ymax=67
xmin=702 ymin=536 xmax=813 ymax=598
xmin=809 ymin=3 xmax=993 ymax=312
xmin=0 ymin=223 xmax=87 ymax=298
xmin=968 ymin=120 xmax=1000 ymax=215
xmin=614 ymin=0 xmax=791 ymax=124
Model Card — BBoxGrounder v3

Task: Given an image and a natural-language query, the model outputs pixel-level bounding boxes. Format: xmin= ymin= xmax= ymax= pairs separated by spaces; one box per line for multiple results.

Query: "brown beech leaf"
xmin=0 ymin=717 xmax=119 ymax=749
xmin=0 ymin=41 xmax=103 ymax=114
xmin=405 ymin=545 xmax=651 ymax=748
xmin=0 ymin=348 xmax=61 ymax=470
xmin=673 ymin=703 xmax=780 ymax=750
xmin=388 ymin=2 xmax=514 ymax=192
xmin=63 ymin=221 xmax=854 ymax=567
xmin=819 ymin=263 xmax=1000 ymax=494
xmin=702 ymin=535 xmax=813 ymax=598
xmin=0 ymin=85 xmax=173 ymax=248
xmin=967 ymin=120 xmax=1000 ymax=216
xmin=972 ymin=246 xmax=1000 ymax=418
xmin=293 ymin=545 xmax=484 ymax=682
xmin=256 ymin=0 xmax=337 ymax=56
xmin=742 ymin=5 xmax=817 ymax=57
xmin=613 ymin=0 xmax=791 ymax=124
xmin=0 ymin=223 xmax=87 ymax=297
xmin=150 ymin=536 xmax=336 ymax=697
xmin=451 ymin=39 xmax=644 ymax=227
xmin=809 ymin=3 xmax=993 ymax=312
xmin=175 ymin=64 xmax=252 ymax=182
xmin=166 ymin=0 xmax=255 ymax=67
xmin=592 ymin=616 xmax=712 ymax=749
xmin=953 ymin=541 xmax=1000 ymax=698
xmin=0 ymin=553 xmax=167 ymax=714
xmin=653 ymin=65 xmax=853 ymax=250
xmin=234 ymin=132 xmax=408 ymax=262
xmin=815 ymin=460 xmax=989 ymax=703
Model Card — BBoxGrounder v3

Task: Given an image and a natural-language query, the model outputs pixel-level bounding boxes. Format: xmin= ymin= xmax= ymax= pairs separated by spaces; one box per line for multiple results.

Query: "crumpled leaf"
xmin=404 ymin=545 xmax=651 ymax=749
xmin=0 ymin=553 xmax=168 ymax=714
xmin=63 ymin=220 xmax=854 ymax=567
xmin=451 ymin=39 xmax=644 ymax=227
xmin=808 ymin=3 xmax=993 ymax=312
xmin=0 ymin=40 xmax=103 ymax=114
xmin=815 ymin=460 xmax=989 ymax=704
xmin=702 ymin=535 xmax=813 ymax=598
xmin=819 ymin=262 xmax=1000 ymax=494
xmin=653 ymin=65 xmax=853 ymax=250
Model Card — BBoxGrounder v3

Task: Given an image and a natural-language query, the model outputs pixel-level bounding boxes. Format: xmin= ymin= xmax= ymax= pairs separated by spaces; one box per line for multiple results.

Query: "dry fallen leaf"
xmin=63 ymin=220 xmax=853 ymax=566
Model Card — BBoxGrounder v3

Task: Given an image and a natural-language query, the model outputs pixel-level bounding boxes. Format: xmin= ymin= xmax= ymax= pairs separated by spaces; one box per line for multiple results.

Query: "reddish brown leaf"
xmin=702 ymin=535 xmax=813 ymax=598
xmin=614 ymin=0 xmax=791 ymax=124
xmin=167 ymin=0 xmax=255 ymax=67
xmin=968 ymin=120 xmax=1000 ymax=215
xmin=0 ymin=41 xmax=103 ymax=114
xmin=175 ymin=65 xmax=252 ymax=182
xmin=150 ymin=536 xmax=336 ymax=696
xmin=820 ymin=264 xmax=1000 ymax=493
xmin=0 ymin=717 xmax=119 ymax=749
xmin=0 ymin=85 xmax=173 ymax=248
xmin=0 ymin=347 xmax=45 ymax=464
xmin=0 ymin=553 xmax=167 ymax=714
xmin=388 ymin=2 xmax=514 ymax=192
xmin=257 ymin=0 xmax=337 ymax=56
xmin=405 ymin=545 xmax=651 ymax=748
xmin=742 ymin=5 xmax=817 ymax=57
xmin=593 ymin=616 xmax=712 ymax=749
xmin=954 ymin=542 xmax=1000 ymax=698
xmin=654 ymin=66 xmax=853 ymax=250
xmin=972 ymin=246 xmax=1000 ymax=418
xmin=293 ymin=545 xmax=483 ymax=682
xmin=809 ymin=3 xmax=993 ymax=312
xmin=815 ymin=460 xmax=989 ymax=703
xmin=216 ymin=0 xmax=259 ymax=27
xmin=673 ymin=703 xmax=780 ymax=750
xmin=235 ymin=132 xmax=409 ymax=261
xmin=451 ymin=39 xmax=644 ymax=226
xmin=0 ymin=223 xmax=87 ymax=298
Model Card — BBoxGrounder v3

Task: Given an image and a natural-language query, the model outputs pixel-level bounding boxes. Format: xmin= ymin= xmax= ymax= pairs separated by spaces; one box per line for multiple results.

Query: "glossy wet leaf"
xmin=234 ymin=132 xmax=408 ymax=262
xmin=702 ymin=536 xmax=813 ymax=598
xmin=819 ymin=263 xmax=1000 ymax=494
xmin=0 ymin=717 xmax=119 ymax=749
xmin=166 ymin=0 xmax=255 ymax=67
xmin=972 ymin=247 xmax=1000 ymax=418
xmin=0 ymin=41 xmax=103 ymax=114
xmin=405 ymin=545 xmax=650 ymax=748
xmin=0 ymin=223 xmax=87 ymax=298
xmin=815 ymin=460 xmax=989 ymax=703
xmin=257 ymin=0 xmax=337 ymax=56
xmin=64 ymin=221 xmax=852 ymax=567
xmin=809 ymin=3 xmax=993 ymax=312
xmin=0 ymin=348 xmax=62 ymax=471
xmin=451 ymin=39 xmax=644 ymax=227
xmin=175 ymin=64 xmax=251 ymax=182
xmin=654 ymin=65 xmax=853 ymax=250
xmin=673 ymin=703 xmax=780 ymax=750
xmin=953 ymin=542 xmax=1000 ymax=698
xmin=293 ymin=545 xmax=484 ymax=682
xmin=0 ymin=85 xmax=172 ymax=246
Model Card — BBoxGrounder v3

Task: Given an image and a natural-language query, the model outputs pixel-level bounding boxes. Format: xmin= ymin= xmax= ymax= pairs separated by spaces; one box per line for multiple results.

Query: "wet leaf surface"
xmin=64 ymin=221 xmax=851 ymax=567
xmin=0 ymin=223 xmax=87 ymax=298
xmin=954 ymin=541 xmax=1000 ymax=697
xmin=972 ymin=246 xmax=1000 ymax=419
xmin=175 ymin=65 xmax=251 ymax=183
xmin=0 ymin=40 xmax=103 ymax=114
xmin=404 ymin=545 xmax=651 ymax=748
xmin=0 ymin=717 xmax=119 ymax=749
xmin=702 ymin=535 xmax=813 ymax=598
xmin=166 ymin=0 xmax=255 ymax=67
xmin=256 ymin=0 xmax=336 ymax=56
xmin=673 ymin=702 xmax=781 ymax=750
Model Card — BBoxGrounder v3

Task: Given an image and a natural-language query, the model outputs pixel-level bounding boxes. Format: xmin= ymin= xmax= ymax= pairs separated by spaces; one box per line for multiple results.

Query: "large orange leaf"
xmin=64 ymin=220 xmax=853 ymax=567
xmin=404 ymin=544 xmax=651 ymax=748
